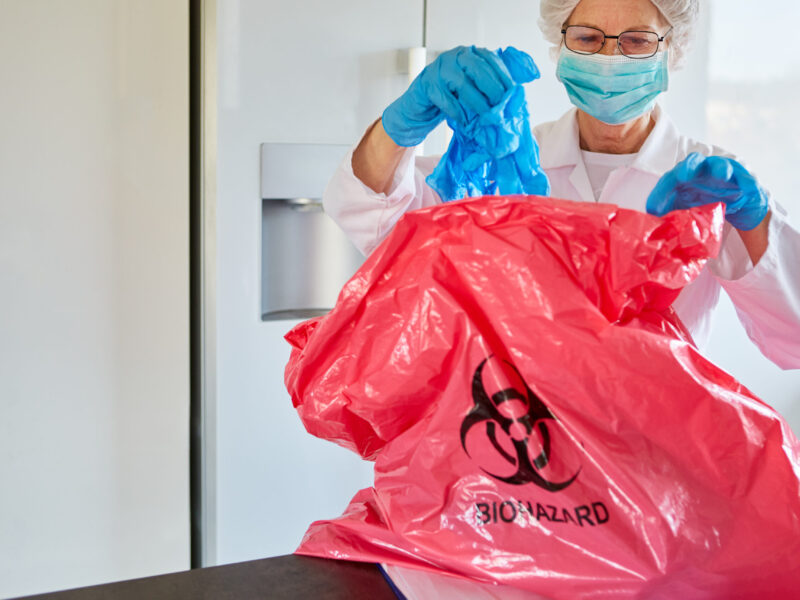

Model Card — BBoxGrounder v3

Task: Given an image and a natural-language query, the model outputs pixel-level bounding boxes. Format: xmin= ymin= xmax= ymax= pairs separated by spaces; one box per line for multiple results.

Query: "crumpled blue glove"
xmin=423 ymin=47 xmax=550 ymax=201
xmin=646 ymin=152 xmax=769 ymax=231
xmin=382 ymin=45 xmax=531 ymax=148
xmin=425 ymin=75 xmax=550 ymax=201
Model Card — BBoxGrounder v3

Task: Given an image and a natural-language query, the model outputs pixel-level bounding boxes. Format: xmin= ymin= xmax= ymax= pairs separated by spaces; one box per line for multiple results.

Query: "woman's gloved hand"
xmin=646 ymin=152 xmax=769 ymax=231
xmin=382 ymin=45 xmax=538 ymax=148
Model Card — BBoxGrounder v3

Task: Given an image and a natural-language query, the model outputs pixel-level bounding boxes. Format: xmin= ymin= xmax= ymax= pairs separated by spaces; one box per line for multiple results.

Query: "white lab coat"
xmin=323 ymin=105 xmax=800 ymax=369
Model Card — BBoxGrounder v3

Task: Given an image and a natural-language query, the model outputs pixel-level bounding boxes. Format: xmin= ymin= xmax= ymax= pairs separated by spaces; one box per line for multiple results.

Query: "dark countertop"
xmin=14 ymin=554 xmax=399 ymax=600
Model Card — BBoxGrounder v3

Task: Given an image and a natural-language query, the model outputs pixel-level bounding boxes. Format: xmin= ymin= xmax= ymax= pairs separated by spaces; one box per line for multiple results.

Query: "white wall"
xmin=213 ymin=0 xmax=420 ymax=565
xmin=0 ymin=2 xmax=190 ymax=597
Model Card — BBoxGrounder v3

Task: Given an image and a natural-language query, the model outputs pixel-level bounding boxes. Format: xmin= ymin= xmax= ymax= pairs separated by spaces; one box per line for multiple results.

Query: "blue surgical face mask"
xmin=556 ymin=47 xmax=669 ymax=125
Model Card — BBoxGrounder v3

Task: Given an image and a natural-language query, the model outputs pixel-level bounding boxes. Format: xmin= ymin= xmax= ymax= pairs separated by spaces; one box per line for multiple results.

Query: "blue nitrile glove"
xmin=382 ymin=46 xmax=534 ymax=148
xmin=425 ymin=47 xmax=551 ymax=201
xmin=426 ymin=83 xmax=550 ymax=200
xmin=646 ymin=153 xmax=769 ymax=231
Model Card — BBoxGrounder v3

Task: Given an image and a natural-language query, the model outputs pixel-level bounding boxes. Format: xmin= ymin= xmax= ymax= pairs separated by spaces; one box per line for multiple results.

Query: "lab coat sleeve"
xmin=707 ymin=203 xmax=800 ymax=369
xmin=322 ymin=126 xmax=442 ymax=256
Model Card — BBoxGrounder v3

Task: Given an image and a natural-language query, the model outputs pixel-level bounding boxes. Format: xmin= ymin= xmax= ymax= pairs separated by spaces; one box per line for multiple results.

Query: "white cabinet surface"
xmin=0 ymin=1 xmax=190 ymax=597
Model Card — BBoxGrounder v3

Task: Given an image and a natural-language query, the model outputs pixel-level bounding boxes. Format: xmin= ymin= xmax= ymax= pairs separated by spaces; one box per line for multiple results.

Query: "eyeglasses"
xmin=561 ymin=25 xmax=672 ymax=59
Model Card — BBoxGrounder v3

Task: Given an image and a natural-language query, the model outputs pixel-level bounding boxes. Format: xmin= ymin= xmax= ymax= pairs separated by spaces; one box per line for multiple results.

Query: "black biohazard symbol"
xmin=460 ymin=357 xmax=580 ymax=491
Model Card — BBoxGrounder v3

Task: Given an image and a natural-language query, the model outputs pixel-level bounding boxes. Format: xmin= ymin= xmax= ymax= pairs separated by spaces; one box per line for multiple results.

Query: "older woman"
xmin=323 ymin=0 xmax=800 ymax=369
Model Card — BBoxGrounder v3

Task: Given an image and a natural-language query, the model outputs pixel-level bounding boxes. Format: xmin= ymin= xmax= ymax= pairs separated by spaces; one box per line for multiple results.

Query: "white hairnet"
xmin=538 ymin=0 xmax=699 ymax=69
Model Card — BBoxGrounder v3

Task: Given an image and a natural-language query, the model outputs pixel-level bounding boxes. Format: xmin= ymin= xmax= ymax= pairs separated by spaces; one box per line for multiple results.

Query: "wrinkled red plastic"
xmin=285 ymin=196 xmax=800 ymax=599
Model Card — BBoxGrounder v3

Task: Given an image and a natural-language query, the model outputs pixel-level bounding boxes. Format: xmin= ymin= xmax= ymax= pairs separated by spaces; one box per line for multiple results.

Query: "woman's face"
xmin=567 ymin=0 xmax=671 ymax=56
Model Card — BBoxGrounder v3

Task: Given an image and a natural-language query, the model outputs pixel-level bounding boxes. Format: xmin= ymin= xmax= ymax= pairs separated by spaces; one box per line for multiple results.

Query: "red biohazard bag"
xmin=284 ymin=196 xmax=800 ymax=599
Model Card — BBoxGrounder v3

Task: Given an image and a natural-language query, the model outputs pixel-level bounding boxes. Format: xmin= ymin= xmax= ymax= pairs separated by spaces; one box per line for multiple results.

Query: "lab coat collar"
xmin=539 ymin=104 xmax=682 ymax=177
xmin=539 ymin=107 xmax=582 ymax=171
xmin=631 ymin=105 xmax=682 ymax=176
xmin=537 ymin=108 xmax=594 ymax=202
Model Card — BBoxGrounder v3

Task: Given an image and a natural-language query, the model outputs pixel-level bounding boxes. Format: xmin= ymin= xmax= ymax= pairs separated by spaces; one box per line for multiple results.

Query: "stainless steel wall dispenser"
xmin=260 ymin=142 xmax=365 ymax=320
